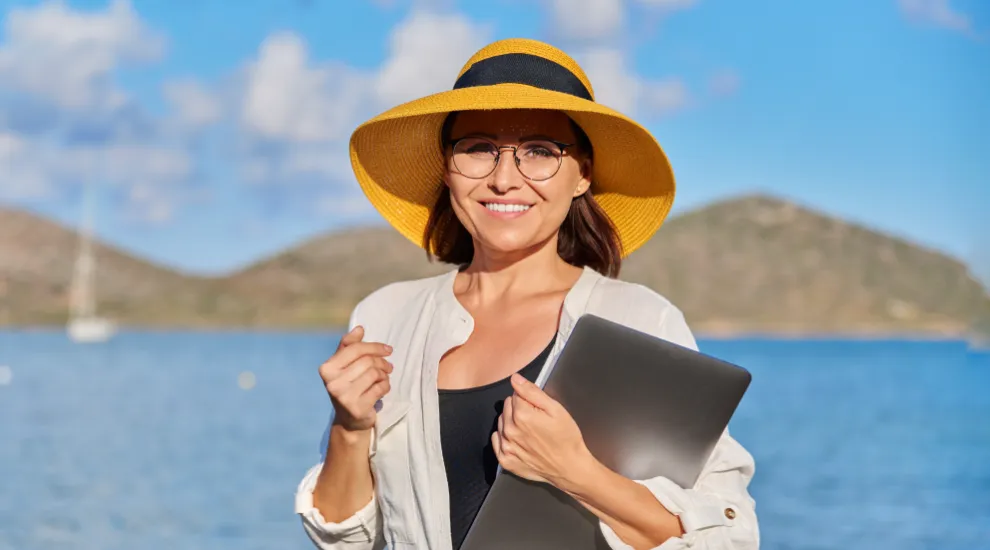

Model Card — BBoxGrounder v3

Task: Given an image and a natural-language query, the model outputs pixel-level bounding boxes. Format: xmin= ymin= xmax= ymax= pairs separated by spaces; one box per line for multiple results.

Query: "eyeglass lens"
xmin=451 ymin=138 xmax=564 ymax=181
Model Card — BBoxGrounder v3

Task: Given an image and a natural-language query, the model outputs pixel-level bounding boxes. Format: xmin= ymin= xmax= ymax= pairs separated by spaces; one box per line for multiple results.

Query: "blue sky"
xmin=0 ymin=0 xmax=987 ymax=277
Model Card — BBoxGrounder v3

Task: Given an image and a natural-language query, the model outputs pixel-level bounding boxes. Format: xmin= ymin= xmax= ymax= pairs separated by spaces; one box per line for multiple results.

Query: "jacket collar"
xmin=434 ymin=264 xmax=603 ymax=340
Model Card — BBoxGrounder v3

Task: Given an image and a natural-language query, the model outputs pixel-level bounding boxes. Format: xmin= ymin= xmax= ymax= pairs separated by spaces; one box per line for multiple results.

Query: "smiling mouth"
xmin=482 ymin=202 xmax=532 ymax=213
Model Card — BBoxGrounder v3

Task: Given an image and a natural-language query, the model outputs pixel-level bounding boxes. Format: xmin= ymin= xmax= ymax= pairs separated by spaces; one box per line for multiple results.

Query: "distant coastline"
xmin=2 ymin=194 xmax=988 ymax=338
xmin=0 ymin=323 xmax=984 ymax=346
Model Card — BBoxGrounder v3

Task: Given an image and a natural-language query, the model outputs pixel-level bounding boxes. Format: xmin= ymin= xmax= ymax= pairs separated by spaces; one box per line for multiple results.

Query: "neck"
xmin=457 ymin=235 xmax=580 ymax=304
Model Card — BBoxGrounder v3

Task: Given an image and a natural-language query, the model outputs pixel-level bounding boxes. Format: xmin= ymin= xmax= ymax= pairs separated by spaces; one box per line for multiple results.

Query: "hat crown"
xmin=456 ymin=38 xmax=595 ymax=101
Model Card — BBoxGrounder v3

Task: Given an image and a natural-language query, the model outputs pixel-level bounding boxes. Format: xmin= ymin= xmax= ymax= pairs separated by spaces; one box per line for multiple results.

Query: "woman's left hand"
xmin=492 ymin=373 xmax=594 ymax=489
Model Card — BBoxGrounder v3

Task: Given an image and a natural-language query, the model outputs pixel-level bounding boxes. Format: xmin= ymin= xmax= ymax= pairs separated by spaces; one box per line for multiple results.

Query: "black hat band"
xmin=452 ymin=53 xmax=593 ymax=101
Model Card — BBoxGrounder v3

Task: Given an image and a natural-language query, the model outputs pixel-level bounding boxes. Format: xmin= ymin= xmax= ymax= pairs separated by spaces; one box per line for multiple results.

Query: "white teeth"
xmin=485 ymin=203 xmax=531 ymax=213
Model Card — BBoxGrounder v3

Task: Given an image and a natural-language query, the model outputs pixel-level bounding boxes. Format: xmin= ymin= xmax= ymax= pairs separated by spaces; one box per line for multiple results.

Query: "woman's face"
xmin=444 ymin=109 xmax=591 ymax=258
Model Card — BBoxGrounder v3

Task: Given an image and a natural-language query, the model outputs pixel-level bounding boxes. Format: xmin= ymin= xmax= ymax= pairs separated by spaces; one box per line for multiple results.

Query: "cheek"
xmin=446 ymin=174 xmax=477 ymax=210
xmin=531 ymin=181 xmax=578 ymax=219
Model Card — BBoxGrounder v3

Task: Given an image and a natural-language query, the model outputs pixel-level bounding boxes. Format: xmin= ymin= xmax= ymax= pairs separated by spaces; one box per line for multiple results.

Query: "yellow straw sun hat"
xmin=349 ymin=38 xmax=676 ymax=258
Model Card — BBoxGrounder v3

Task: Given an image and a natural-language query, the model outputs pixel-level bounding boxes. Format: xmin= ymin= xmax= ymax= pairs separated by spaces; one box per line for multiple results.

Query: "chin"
xmin=474 ymin=229 xmax=551 ymax=256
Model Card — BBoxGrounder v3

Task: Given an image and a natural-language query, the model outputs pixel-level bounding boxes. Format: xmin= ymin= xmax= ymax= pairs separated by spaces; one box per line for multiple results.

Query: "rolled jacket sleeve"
xmin=597 ymin=430 xmax=759 ymax=549
xmin=597 ymin=302 xmax=759 ymax=549
xmin=295 ymin=462 xmax=385 ymax=550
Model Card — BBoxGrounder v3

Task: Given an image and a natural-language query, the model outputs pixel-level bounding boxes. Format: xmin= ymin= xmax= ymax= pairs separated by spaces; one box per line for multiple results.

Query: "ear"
xmin=573 ymin=159 xmax=592 ymax=198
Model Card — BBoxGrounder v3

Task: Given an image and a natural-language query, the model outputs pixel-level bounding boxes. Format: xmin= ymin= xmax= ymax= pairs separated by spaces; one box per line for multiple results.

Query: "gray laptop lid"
xmin=459 ymin=313 xmax=752 ymax=550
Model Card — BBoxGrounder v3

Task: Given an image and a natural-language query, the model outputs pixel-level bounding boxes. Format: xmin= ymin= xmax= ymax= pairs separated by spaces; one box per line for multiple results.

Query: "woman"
xmin=295 ymin=39 xmax=759 ymax=550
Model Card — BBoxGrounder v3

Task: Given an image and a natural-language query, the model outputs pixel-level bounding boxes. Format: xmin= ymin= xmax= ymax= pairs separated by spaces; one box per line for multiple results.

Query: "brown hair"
xmin=422 ymin=112 xmax=623 ymax=277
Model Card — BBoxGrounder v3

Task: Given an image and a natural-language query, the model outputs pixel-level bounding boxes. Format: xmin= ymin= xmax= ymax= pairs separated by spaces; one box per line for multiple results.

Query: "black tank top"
xmin=438 ymin=336 xmax=556 ymax=550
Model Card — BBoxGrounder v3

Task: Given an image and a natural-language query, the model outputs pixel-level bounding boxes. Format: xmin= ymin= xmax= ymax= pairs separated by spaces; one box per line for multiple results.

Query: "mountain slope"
xmin=0 ymin=207 xmax=230 ymax=325
xmin=226 ymin=195 xmax=989 ymax=336
xmin=220 ymin=226 xmax=451 ymax=326
xmin=620 ymin=195 xmax=989 ymax=335
xmin=2 ymin=195 xmax=987 ymax=336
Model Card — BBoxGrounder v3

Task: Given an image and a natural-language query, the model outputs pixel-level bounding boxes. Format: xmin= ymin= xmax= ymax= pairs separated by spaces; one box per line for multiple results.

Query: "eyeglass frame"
xmin=446 ymin=136 xmax=576 ymax=181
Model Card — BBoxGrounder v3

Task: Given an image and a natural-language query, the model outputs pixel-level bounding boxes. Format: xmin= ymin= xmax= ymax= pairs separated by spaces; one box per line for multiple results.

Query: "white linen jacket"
xmin=295 ymin=266 xmax=759 ymax=550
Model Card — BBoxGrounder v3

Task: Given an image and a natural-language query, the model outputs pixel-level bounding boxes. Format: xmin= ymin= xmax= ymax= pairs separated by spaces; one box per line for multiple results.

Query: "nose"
xmin=490 ymin=146 xmax=523 ymax=193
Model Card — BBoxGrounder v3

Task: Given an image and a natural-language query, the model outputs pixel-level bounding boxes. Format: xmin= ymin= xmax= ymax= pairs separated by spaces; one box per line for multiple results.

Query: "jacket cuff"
xmin=295 ymin=462 xmax=380 ymax=541
xmin=597 ymin=476 xmax=733 ymax=549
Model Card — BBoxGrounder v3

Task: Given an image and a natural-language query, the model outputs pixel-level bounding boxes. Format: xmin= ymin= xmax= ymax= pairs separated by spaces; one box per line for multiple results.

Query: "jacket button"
xmin=724 ymin=508 xmax=736 ymax=520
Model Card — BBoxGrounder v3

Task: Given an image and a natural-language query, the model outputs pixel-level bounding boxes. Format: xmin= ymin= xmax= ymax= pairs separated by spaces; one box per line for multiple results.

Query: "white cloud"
xmin=0 ymin=0 xmax=711 ymax=228
xmin=241 ymin=32 xmax=371 ymax=143
xmin=0 ymin=126 xmax=192 ymax=220
xmin=897 ymin=0 xmax=976 ymax=35
xmin=126 ymin=183 xmax=173 ymax=223
xmin=240 ymin=145 xmax=354 ymax=187
xmin=640 ymin=78 xmax=689 ymax=116
xmin=580 ymin=48 xmax=640 ymax=113
xmin=374 ymin=11 xmax=490 ymax=107
xmin=0 ymin=132 xmax=53 ymax=199
xmin=236 ymin=11 xmax=488 ymax=189
xmin=580 ymin=47 xmax=690 ymax=117
xmin=0 ymin=1 xmax=192 ymax=223
xmin=368 ymin=0 xmax=455 ymax=9
xmin=0 ymin=0 xmax=165 ymax=110
xmin=635 ymin=0 xmax=698 ymax=10
xmin=281 ymin=148 xmax=355 ymax=182
xmin=316 ymin=193 xmax=380 ymax=221
xmin=548 ymin=0 xmax=624 ymax=41
xmin=163 ymin=79 xmax=222 ymax=128
xmin=708 ymin=69 xmax=740 ymax=97
xmin=547 ymin=0 xmax=698 ymax=40
xmin=544 ymin=0 xmax=700 ymax=118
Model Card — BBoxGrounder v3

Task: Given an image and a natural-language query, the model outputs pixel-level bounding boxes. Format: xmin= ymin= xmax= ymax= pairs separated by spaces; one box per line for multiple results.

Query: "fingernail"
xmin=385 ymin=344 xmax=393 ymax=353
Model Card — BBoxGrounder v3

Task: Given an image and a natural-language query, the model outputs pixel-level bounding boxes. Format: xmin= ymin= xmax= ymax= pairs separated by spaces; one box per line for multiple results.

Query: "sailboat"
xmin=67 ymin=180 xmax=116 ymax=344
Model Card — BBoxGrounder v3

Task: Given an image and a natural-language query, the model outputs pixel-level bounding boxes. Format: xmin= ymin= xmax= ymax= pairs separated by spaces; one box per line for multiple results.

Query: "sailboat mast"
xmin=69 ymin=180 xmax=96 ymax=319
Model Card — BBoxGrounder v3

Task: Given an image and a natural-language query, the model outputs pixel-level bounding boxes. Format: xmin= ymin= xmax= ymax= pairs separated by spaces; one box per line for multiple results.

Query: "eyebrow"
xmin=454 ymin=132 xmax=498 ymax=140
xmin=453 ymin=132 xmax=568 ymax=142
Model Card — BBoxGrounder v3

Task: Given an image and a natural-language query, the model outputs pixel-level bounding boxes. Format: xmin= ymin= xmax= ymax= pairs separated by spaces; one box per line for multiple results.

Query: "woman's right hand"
xmin=320 ymin=325 xmax=394 ymax=432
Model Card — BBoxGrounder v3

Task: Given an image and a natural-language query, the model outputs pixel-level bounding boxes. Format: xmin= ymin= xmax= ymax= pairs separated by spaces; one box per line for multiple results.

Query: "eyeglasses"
xmin=449 ymin=137 xmax=574 ymax=181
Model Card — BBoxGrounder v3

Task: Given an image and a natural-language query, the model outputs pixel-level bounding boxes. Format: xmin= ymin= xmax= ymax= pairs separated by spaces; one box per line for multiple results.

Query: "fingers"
xmin=493 ymin=426 xmax=515 ymax=458
xmin=510 ymin=373 xmax=557 ymax=414
xmin=324 ymin=326 xmax=394 ymax=431
xmin=357 ymin=376 xmax=391 ymax=410
xmin=336 ymin=325 xmax=364 ymax=351
xmin=491 ymin=431 xmax=505 ymax=462
xmin=331 ymin=366 xmax=388 ymax=414
xmin=320 ymin=341 xmax=393 ymax=381
xmin=500 ymin=397 xmax=521 ymax=450
xmin=326 ymin=353 xmax=388 ymax=399
xmin=335 ymin=341 xmax=392 ymax=368
xmin=339 ymin=354 xmax=392 ymax=384
xmin=347 ymin=363 xmax=388 ymax=396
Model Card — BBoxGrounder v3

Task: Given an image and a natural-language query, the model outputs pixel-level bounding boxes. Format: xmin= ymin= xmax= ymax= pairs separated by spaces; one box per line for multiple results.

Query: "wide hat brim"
xmin=349 ymin=80 xmax=676 ymax=259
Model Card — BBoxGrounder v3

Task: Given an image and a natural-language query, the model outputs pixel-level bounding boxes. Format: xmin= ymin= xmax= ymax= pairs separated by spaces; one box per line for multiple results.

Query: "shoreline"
xmin=1 ymin=323 xmax=986 ymax=345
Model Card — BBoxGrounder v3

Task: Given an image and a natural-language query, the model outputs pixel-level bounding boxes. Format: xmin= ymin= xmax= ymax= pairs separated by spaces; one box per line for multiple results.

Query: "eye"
xmin=466 ymin=144 xmax=495 ymax=155
xmin=520 ymin=141 xmax=559 ymax=159
xmin=454 ymin=138 xmax=497 ymax=157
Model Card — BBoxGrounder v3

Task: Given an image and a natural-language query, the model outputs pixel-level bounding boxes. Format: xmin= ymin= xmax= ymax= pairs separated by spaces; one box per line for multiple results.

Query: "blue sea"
xmin=0 ymin=330 xmax=988 ymax=550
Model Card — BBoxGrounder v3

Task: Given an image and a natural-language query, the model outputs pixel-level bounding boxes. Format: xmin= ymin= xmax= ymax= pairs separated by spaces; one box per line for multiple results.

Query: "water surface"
xmin=0 ymin=330 xmax=987 ymax=550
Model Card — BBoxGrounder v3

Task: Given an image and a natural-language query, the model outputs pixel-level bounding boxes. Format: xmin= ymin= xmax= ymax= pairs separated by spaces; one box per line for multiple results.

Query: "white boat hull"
xmin=68 ymin=317 xmax=116 ymax=343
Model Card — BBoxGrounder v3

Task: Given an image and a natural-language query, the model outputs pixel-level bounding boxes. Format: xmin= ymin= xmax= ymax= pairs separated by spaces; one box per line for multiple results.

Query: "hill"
xmin=2 ymin=195 xmax=988 ymax=337
xmin=619 ymin=196 xmax=989 ymax=336
xmin=220 ymin=226 xmax=451 ymax=326
xmin=0 ymin=207 xmax=244 ymax=327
